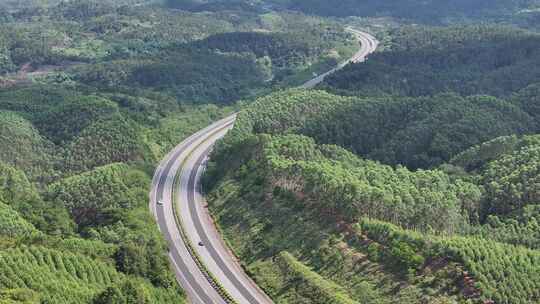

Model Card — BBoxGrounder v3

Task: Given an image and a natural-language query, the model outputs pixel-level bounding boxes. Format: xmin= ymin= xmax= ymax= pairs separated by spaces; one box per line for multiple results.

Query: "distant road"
xmin=150 ymin=29 xmax=378 ymax=304
xmin=301 ymin=28 xmax=378 ymax=89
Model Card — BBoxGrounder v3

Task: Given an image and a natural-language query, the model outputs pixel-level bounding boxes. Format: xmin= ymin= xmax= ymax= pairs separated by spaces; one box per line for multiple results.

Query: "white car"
xmin=157 ymin=200 xmax=165 ymax=206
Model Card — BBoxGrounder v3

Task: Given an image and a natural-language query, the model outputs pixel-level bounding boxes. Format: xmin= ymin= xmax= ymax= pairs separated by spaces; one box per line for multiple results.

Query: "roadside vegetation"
xmin=204 ymin=24 xmax=540 ymax=304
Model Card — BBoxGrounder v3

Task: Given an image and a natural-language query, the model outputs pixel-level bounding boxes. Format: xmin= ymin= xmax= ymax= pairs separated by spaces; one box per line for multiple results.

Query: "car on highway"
xmin=198 ymin=241 xmax=204 ymax=247
xmin=157 ymin=200 xmax=165 ymax=206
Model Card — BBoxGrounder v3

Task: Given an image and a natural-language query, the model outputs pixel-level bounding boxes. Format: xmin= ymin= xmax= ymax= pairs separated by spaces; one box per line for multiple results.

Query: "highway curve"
xmin=301 ymin=28 xmax=378 ymax=88
xmin=150 ymin=29 xmax=378 ymax=304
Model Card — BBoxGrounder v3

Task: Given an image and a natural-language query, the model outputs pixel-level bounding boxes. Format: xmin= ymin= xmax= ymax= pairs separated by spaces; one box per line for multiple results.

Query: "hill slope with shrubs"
xmin=204 ymin=86 xmax=540 ymax=303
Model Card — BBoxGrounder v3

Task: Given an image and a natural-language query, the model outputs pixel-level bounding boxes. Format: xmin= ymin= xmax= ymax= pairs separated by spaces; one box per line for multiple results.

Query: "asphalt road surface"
xmin=150 ymin=29 xmax=378 ymax=304
xmin=150 ymin=117 xmax=236 ymax=304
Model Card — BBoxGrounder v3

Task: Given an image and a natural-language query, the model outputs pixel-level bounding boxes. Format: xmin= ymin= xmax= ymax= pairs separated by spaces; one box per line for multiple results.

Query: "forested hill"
xmin=212 ymin=89 xmax=535 ymax=170
xmin=198 ymin=13 xmax=540 ymax=304
xmin=197 ymin=14 xmax=540 ymax=304
xmin=204 ymin=88 xmax=540 ymax=304
xmin=0 ymin=0 xmax=356 ymax=103
xmin=322 ymin=25 xmax=540 ymax=98
xmin=268 ymin=0 xmax=540 ymax=24
xmin=0 ymin=84 xmax=191 ymax=303
xmin=288 ymin=0 xmax=533 ymax=18
xmin=168 ymin=0 xmax=540 ymax=25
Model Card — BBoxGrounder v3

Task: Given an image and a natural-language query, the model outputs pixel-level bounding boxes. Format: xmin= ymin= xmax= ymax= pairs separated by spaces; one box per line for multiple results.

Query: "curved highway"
xmin=150 ymin=29 xmax=378 ymax=304
xmin=301 ymin=28 xmax=378 ymax=88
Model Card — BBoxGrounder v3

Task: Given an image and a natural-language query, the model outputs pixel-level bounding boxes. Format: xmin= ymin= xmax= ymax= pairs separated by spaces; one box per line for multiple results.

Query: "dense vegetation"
xmin=0 ymin=66 xmax=223 ymax=302
xmin=206 ymin=133 xmax=478 ymax=303
xmin=212 ymin=89 xmax=535 ymax=170
xmin=0 ymin=0 xmax=356 ymax=103
xmin=266 ymin=0 xmax=540 ymax=26
xmin=0 ymin=84 xmax=188 ymax=301
xmin=169 ymin=0 xmax=540 ymax=28
xmin=205 ymin=81 xmax=540 ymax=302
xmin=262 ymin=251 xmax=359 ymax=304
xmin=323 ymin=25 xmax=540 ymax=98
xmin=205 ymin=29 xmax=540 ymax=303
xmin=0 ymin=158 xmax=185 ymax=302
xmin=450 ymin=135 xmax=540 ymax=249
xmin=214 ymin=133 xmax=480 ymax=233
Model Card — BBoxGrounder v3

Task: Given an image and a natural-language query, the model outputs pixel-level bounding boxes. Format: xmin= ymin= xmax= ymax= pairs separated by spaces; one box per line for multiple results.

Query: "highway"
xmin=150 ymin=29 xmax=378 ymax=304
xmin=301 ymin=28 xmax=379 ymax=89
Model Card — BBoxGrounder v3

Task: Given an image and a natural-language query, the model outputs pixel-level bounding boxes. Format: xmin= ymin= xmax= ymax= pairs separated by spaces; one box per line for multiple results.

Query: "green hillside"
xmin=323 ymin=25 xmax=540 ymax=98
xmin=0 ymin=245 xmax=182 ymax=303
xmin=211 ymin=89 xmax=535 ymax=170
xmin=266 ymin=0 xmax=540 ymax=26
xmin=0 ymin=201 xmax=37 ymax=238
xmin=0 ymin=158 xmax=184 ymax=303
xmin=0 ymin=111 xmax=56 ymax=182
xmin=204 ymin=86 xmax=540 ymax=303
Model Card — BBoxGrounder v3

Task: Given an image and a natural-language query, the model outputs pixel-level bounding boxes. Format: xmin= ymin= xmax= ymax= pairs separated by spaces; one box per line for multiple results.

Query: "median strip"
xmin=170 ymin=121 xmax=238 ymax=304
